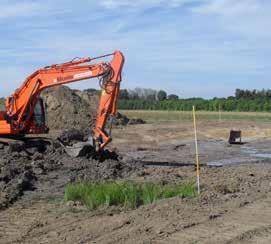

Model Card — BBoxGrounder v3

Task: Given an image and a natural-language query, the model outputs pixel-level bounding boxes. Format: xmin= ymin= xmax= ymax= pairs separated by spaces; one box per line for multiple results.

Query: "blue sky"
xmin=0 ymin=0 xmax=270 ymax=98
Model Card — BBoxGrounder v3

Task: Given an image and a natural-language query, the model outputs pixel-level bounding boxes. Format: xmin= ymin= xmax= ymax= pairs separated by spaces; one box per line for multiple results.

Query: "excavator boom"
xmin=0 ymin=50 xmax=125 ymax=151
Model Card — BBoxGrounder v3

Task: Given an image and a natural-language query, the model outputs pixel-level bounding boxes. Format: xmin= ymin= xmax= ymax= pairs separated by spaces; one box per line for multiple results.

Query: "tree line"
xmin=1 ymin=88 xmax=271 ymax=112
xmin=235 ymin=89 xmax=271 ymax=99
xmin=118 ymin=88 xmax=271 ymax=112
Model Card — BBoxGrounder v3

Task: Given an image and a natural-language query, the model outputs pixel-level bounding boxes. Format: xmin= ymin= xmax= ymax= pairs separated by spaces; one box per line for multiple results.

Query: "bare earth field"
xmin=1 ymin=111 xmax=271 ymax=243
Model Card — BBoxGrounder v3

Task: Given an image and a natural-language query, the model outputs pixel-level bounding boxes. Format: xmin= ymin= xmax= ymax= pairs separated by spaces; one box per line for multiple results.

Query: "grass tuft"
xmin=64 ymin=181 xmax=196 ymax=210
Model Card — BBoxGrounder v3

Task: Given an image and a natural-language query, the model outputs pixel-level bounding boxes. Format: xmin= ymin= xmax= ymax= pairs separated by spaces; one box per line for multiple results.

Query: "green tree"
xmin=119 ymin=89 xmax=129 ymax=99
xmin=168 ymin=94 xmax=179 ymax=100
xmin=157 ymin=90 xmax=167 ymax=101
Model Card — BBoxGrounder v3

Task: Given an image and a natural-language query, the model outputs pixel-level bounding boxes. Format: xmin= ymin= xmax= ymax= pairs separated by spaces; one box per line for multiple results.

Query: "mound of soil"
xmin=113 ymin=112 xmax=145 ymax=126
xmin=0 ymin=138 xmax=143 ymax=210
xmin=57 ymin=128 xmax=90 ymax=146
xmin=41 ymin=86 xmax=145 ymax=130
xmin=41 ymin=86 xmax=99 ymax=130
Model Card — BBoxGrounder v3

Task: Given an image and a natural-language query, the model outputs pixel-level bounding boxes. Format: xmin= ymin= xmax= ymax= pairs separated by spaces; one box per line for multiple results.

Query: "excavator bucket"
xmin=57 ymin=133 xmax=97 ymax=158
xmin=64 ymin=138 xmax=96 ymax=158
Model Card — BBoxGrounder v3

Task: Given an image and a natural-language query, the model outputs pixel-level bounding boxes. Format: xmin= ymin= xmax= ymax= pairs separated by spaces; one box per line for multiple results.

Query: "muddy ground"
xmin=1 ymin=118 xmax=271 ymax=243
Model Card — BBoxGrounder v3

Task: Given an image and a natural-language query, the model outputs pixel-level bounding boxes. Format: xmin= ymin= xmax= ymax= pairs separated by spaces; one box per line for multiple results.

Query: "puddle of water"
xmin=251 ymin=153 xmax=271 ymax=159
xmin=206 ymin=146 xmax=271 ymax=166
xmin=242 ymin=147 xmax=258 ymax=155
xmin=207 ymin=162 xmax=223 ymax=167
xmin=241 ymin=147 xmax=271 ymax=159
xmin=207 ymin=158 xmax=250 ymax=167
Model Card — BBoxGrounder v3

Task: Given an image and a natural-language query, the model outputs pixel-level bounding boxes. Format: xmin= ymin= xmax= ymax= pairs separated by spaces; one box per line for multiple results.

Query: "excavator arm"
xmin=0 ymin=50 xmax=125 ymax=150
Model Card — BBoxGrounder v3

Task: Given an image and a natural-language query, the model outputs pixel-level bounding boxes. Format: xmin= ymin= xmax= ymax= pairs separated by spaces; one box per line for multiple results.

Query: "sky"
xmin=0 ymin=0 xmax=270 ymax=98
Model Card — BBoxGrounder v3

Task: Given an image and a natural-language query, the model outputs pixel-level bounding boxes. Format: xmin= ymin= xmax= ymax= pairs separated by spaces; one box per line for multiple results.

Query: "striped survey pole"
xmin=192 ymin=106 xmax=200 ymax=194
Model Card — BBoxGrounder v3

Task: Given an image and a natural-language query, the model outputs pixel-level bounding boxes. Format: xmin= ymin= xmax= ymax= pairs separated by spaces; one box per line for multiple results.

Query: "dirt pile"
xmin=41 ymin=86 xmax=145 ymax=130
xmin=0 ymin=138 xmax=143 ymax=210
xmin=113 ymin=112 xmax=145 ymax=126
xmin=58 ymin=128 xmax=90 ymax=146
xmin=41 ymin=86 xmax=99 ymax=130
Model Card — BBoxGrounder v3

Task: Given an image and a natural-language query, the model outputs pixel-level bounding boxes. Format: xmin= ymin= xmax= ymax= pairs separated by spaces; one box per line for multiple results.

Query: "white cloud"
xmin=0 ymin=2 xmax=43 ymax=19
xmin=194 ymin=0 xmax=271 ymax=39
xmin=0 ymin=1 xmax=73 ymax=20
xmin=99 ymin=0 xmax=192 ymax=9
xmin=195 ymin=0 xmax=261 ymax=16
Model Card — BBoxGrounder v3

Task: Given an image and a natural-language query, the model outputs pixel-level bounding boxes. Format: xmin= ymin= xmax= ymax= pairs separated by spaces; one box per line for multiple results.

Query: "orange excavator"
xmin=0 ymin=50 xmax=124 ymax=154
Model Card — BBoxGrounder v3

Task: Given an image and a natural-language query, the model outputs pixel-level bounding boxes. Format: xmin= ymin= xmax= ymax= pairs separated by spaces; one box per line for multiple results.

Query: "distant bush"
xmin=168 ymin=94 xmax=179 ymax=100
xmin=157 ymin=90 xmax=167 ymax=101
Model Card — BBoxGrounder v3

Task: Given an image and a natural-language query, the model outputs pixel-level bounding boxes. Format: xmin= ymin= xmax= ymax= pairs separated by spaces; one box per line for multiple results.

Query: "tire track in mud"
xmin=0 ymin=202 xmax=85 ymax=244
xmin=0 ymin=205 xmax=45 ymax=244
xmin=157 ymin=197 xmax=271 ymax=244
xmin=0 ymin=201 xmax=131 ymax=244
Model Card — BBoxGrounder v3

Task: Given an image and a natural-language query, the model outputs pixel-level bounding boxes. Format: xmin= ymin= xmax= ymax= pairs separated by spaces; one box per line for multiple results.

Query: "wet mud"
xmin=0 ymin=136 xmax=143 ymax=209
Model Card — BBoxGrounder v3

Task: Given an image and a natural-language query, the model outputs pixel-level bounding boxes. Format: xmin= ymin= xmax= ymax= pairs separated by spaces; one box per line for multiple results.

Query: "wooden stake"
xmin=192 ymin=106 xmax=200 ymax=194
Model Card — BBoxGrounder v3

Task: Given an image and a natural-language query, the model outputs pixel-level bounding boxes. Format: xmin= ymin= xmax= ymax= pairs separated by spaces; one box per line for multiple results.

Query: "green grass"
xmin=64 ymin=181 xmax=196 ymax=210
xmin=119 ymin=110 xmax=271 ymax=123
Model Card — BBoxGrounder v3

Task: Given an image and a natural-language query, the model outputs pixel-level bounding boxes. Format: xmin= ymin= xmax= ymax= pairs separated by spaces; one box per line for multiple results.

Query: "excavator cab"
xmin=33 ymin=98 xmax=46 ymax=127
xmin=27 ymin=98 xmax=49 ymax=134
